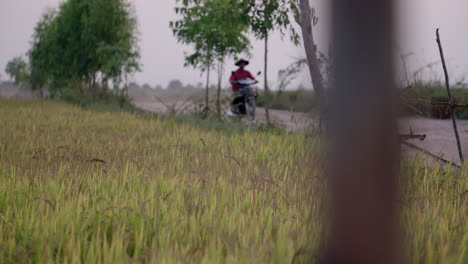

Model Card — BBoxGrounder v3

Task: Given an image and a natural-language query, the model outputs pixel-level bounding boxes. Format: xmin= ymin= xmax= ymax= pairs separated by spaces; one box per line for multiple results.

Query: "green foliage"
xmin=247 ymin=0 xmax=300 ymax=44
xmin=167 ymin=79 xmax=184 ymax=90
xmin=401 ymin=82 xmax=468 ymax=119
xmin=170 ymin=0 xmax=252 ymax=70
xmin=28 ymin=9 xmax=56 ymax=92
xmin=257 ymin=88 xmax=318 ymax=112
xmin=28 ymin=0 xmax=140 ymax=98
xmin=5 ymin=56 xmax=29 ymax=85
xmin=171 ymin=0 xmax=301 ymax=67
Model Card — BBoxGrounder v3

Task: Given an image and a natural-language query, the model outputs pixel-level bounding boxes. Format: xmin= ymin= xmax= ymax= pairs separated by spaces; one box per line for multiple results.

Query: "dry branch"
xmin=436 ymin=28 xmax=464 ymax=163
xmin=412 ymin=99 xmax=468 ymax=109
xmin=88 ymin=158 xmax=107 ymax=164
xmin=400 ymin=134 xmax=426 ymax=141
xmin=224 ymin=155 xmax=241 ymax=166
xmin=401 ymin=141 xmax=461 ymax=168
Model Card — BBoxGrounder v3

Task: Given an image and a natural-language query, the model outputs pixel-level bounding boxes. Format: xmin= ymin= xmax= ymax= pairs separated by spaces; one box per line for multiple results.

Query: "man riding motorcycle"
xmin=228 ymin=59 xmax=257 ymax=116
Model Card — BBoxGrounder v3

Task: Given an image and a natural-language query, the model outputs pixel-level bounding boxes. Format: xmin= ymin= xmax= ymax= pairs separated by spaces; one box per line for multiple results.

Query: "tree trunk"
xmin=91 ymin=73 xmax=97 ymax=99
xmin=78 ymin=81 xmax=86 ymax=97
xmin=102 ymin=79 xmax=109 ymax=94
xmin=299 ymin=0 xmax=325 ymax=102
xmin=205 ymin=66 xmax=211 ymax=117
xmin=79 ymin=81 xmax=89 ymax=97
xmin=120 ymin=72 xmax=128 ymax=109
xmin=264 ymin=35 xmax=271 ymax=124
xmin=216 ymin=60 xmax=223 ymax=120
xmin=325 ymin=0 xmax=399 ymax=262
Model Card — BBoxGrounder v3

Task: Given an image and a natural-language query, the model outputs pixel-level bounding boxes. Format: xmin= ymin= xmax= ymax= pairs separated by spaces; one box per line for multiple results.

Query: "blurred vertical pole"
xmin=324 ymin=0 xmax=400 ymax=263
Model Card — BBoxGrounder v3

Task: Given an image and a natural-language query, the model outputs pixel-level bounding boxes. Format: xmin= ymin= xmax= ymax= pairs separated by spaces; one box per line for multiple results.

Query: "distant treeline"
xmin=5 ymin=0 xmax=139 ymax=101
xmin=129 ymin=79 xmax=205 ymax=92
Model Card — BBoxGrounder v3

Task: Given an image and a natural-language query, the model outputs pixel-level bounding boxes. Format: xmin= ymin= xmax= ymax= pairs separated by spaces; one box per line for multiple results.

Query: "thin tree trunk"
xmin=299 ymin=0 xmax=325 ymax=102
xmin=205 ymin=66 xmax=211 ymax=117
xmin=87 ymin=81 xmax=91 ymax=97
xmin=102 ymin=79 xmax=108 ymax=94
xmin=217 ymin=59 xmax=224 ymax=120
xmin=264 ymin=35 xmax=271 ymax=124
xmin=125 ymin=72 xmax=129 ymax=98
xmin=436 ymin=29 xmax=464 ymax=164
xmin=120 ymin=73 xmax=128 ymax=109
xmin=87 ymin=78 xmax=92 ymax=98
xmin=78 ymin=81 xmax=86 ymax=97
xmin=91 ymin=73 xmax=97 ymax=99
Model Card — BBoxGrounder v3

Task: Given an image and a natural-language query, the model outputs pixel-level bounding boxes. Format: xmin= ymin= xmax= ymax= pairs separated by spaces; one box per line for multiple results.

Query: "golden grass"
xmin=0 ymin=100 xmax=466 ymax=263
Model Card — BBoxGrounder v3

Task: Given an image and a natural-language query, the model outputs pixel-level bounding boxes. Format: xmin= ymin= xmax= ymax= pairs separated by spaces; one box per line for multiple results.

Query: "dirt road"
xmin=137 ymin=99 xmax=468 ymax=165
xmin=136 ymin=100 xmax=317 ymax=131
xmin=399 ymin=117 xmax=468 ymax=165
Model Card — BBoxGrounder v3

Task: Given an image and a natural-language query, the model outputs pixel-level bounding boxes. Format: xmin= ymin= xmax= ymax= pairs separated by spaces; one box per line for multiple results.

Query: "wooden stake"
xmin=436 ymin=28 xmax=464 ymax=164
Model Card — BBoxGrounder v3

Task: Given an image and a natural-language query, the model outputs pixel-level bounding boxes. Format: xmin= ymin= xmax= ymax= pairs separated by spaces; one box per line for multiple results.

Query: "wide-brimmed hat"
xmin=235 ymin=59 xmax=249 ymax=66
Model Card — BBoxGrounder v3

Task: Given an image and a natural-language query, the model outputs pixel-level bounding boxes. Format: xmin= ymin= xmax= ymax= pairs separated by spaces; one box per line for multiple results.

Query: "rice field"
xmin=0 ymin=100 xmax=466 ymax=263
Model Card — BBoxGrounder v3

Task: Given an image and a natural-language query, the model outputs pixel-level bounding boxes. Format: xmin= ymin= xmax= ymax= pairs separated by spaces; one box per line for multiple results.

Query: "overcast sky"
xmin=0 ymin=0 xmax=467 ymax=88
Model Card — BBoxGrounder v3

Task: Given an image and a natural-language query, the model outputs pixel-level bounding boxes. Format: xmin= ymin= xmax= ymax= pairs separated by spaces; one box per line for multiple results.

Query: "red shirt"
xmin=230 ymin=69 xmax=255 ymax=91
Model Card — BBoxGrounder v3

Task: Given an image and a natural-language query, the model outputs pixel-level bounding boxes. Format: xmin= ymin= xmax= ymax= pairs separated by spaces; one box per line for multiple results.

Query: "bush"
xmin=257 ymin=89 xmax=318 ymax=112
xmin=401 ymin=82 xmax=468 ymax=119
xmin=58 ymin=86 xmax=135 ymax=112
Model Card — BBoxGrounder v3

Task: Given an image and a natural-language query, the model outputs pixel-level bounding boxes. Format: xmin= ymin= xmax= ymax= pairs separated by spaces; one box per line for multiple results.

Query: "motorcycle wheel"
xmin=245 ymin=96 xmax=256 ymax=121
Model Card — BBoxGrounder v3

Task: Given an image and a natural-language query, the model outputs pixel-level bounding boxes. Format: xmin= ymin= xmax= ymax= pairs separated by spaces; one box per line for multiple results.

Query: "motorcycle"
xmin=230 ymin=78 xmax=259 ymax=121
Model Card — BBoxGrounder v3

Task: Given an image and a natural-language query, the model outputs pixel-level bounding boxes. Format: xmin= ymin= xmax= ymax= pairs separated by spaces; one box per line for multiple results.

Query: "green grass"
xmin=0 ymin=100 xmax=466 ymax=263
xmin=257 ymin=83 xmax=468 ymax=117
xmin=58 ymin=89 xmax=284 ymax=135
xmin=257 ymin=90 xmax=318 ymax=113
xmin=401 ymin=82 xmax=468 ymax=119
xmin=402 ymin=82 xmax=468 ymax=101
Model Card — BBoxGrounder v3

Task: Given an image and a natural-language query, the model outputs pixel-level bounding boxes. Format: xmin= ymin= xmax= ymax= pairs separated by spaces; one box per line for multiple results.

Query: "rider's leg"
xmin=231 ymin=88 xmax=246 ymax=114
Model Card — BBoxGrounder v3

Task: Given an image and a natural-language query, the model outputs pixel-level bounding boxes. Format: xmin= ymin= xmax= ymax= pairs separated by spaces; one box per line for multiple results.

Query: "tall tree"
xmin=248 ymin=0 xmax=300 ymax=123
xmin=171 ymin=1 xmax=215 ymax=115
xmin=28 ymin=0 xmax=140 ymax=98
xmin=296 ymin=0 xmax=325 ymax=101
xmin=207 ymin=0 xmax=251 ymax=119
xmin=171 ymin=0 xmax=251 ymax=119
xmin=167 ymin=79 xmax=184 ymax=91
xmin=28 ymin=9 xmax=56 ymax=95
xmin=5 ymin=57 xmax=29 ymax=85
